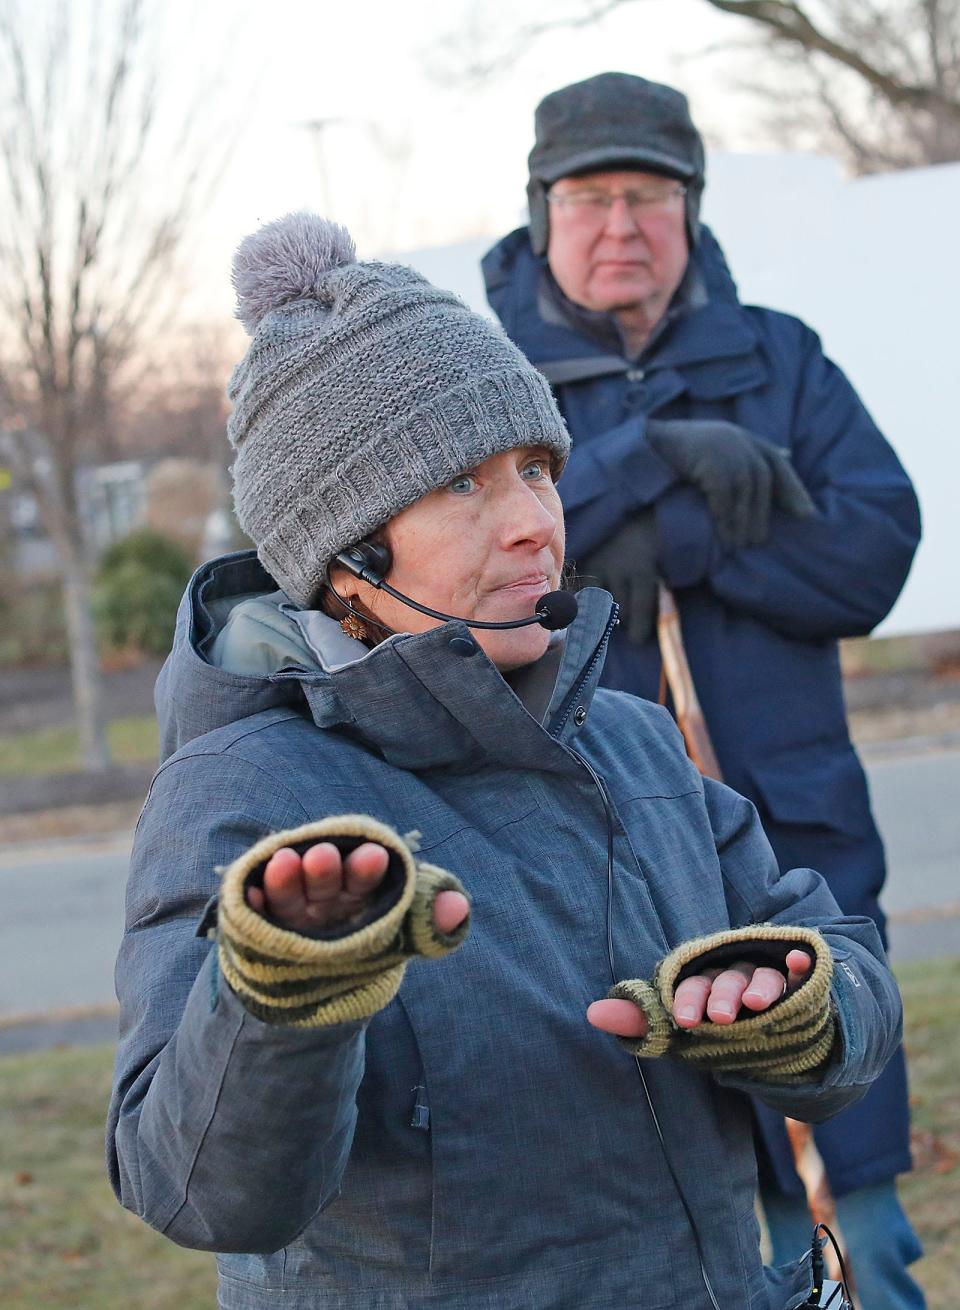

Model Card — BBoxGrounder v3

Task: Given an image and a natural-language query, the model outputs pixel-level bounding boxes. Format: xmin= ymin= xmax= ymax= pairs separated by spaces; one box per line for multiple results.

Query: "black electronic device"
xmin=333 ymin=542 xmax=578 ymax=632
xmin=807 ymin=1280 xmax=851 ymax=1307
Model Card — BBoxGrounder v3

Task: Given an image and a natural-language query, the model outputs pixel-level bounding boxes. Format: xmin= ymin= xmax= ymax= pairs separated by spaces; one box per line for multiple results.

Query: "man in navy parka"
xmin=483 ymin=72 xmax=923 ymax=1307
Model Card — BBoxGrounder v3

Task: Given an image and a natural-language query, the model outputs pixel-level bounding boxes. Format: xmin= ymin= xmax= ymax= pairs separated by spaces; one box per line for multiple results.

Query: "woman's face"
xmin=334 ymin=446 xmax=566 ymax=670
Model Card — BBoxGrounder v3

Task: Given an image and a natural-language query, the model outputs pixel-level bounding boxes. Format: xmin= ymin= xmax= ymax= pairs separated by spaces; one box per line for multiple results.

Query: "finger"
xmin=771 ymin=455 xmax=815 ymax=518
xmin=705 ymin=964 xmax=755 ymax=1024
xmin=586 ymin=998 xmax=649 ymax=1039
xmin=706 ymin=482 xmax=738 ymax=549
xmin=786 ymin=948 xmax=813 ymax=992
xmin=341 ymin=842 xmax=390 ymax=898
xmin=730 ymin=467 xmax=755 ymax=549
xmin=673 ymin=974 xmax=715 ymax=1027
xmin=627 ymin=576 xmax=655 ymax=645
xmin=300 ymin=842 xmax=346 ymax=906
xmin=262 ymin=846 xmax=310 ymax=919
xmin=741 ymin=966 xmax=789 ymax=1011
xmin=749 ymin=454 xmax=773 ymax=544
xmin=246 ymin=885 xmax=265 ymax=913
xmin=433 ymin=889 xmax=470 ymax=935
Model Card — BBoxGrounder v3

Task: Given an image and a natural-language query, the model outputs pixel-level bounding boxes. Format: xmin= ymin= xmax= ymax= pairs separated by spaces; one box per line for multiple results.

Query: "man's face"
xmin=545 ymin=169 xmax=689 ymax=319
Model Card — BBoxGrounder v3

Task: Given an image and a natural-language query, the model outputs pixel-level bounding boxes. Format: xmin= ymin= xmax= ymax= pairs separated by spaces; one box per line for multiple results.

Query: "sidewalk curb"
xmin=0 ymin=829 xmax=134 ymax=866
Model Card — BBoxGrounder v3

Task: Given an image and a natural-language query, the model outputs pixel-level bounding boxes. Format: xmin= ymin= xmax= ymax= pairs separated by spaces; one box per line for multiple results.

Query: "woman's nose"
xmin=501 ymin=480 xmax=559 ymax=550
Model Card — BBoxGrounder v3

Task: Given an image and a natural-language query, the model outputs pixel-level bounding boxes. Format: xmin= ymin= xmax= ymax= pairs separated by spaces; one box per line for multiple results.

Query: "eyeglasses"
xmin=547 ymin=183 xmax=686 ymax=221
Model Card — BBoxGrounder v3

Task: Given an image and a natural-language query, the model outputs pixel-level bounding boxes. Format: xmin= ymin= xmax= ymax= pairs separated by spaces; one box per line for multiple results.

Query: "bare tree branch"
xmin=702 ymin=0 xmax=960 ymax=120
xmin=426 ymin=0 xmax=960 ymax=173
xmin=0 ymin=0 xmax=238 ymax=768
xmin=425 ymin=0 xmax=640 ymax=85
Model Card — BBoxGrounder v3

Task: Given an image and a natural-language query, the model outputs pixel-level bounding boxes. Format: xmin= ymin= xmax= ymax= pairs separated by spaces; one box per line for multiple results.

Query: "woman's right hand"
xmin=246 ymin=842 xmax=470 ymax=936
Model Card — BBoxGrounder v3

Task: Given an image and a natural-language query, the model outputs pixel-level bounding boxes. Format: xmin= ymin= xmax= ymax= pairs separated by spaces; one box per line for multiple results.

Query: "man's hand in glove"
xmin=247 ymin=840 xmax=469 ymax=937
xmin=588 ymin=950 xmax=812 ymax=1037
xmin=578 ymin=509 xmax=659 ymax=644
xmin=646 ymin=418 xmax=815 ymax=549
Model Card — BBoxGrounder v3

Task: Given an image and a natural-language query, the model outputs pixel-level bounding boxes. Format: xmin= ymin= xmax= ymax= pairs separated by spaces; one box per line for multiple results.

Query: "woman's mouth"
xmin=488 ymin=574 xmax=551 ymax=603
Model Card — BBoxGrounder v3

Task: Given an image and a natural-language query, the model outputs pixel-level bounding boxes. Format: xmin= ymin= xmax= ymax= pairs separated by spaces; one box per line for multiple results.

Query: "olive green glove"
xmin=215 ymin=815 xmax=470 ymax=1028
xmin=610 ymin=924 xmax=836 ymax=1082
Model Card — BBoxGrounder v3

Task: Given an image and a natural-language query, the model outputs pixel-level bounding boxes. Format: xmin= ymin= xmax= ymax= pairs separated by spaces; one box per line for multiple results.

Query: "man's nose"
xmin=602 ymin=196 xmax=640 ymax=237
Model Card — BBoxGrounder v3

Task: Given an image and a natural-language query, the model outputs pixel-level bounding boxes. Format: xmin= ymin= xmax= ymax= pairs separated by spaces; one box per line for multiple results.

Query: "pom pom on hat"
xmin=232 ymin=211 xmax=357 ymax=334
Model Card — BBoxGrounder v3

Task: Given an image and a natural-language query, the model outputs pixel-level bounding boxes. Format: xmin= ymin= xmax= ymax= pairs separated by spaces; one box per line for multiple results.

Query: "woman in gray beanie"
xmin=108 ymin=212 xmax=901 ymax=1310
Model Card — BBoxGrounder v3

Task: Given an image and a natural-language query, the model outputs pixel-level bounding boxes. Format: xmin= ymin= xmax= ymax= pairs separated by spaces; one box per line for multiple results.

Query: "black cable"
xmin=572 ymin=749 xmax=723 ymax=1310
xmin=813 ymin=1223 xmax=853 ymax=1307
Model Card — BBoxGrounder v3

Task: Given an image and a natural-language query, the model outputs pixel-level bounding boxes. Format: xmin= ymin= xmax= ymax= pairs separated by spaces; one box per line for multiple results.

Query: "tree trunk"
xmin=60 ymin=546 xmax=111 ymax=771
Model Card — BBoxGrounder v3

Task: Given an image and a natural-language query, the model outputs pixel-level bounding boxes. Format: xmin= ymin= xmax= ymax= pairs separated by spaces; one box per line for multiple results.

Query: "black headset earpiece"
xmin=335 ymin=541 xmax=392 ymax=587
xmin=332 ymin=537 xmax=578 ymax=632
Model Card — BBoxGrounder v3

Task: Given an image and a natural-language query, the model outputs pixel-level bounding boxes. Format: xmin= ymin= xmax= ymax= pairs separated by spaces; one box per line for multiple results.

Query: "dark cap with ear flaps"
xmin=527 ymin=71 xmax=706 ymax=255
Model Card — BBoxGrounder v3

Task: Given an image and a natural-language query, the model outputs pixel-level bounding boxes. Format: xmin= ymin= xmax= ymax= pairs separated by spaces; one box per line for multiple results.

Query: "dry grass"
xmin=0 ymin=960 xmax=955 ymax=1307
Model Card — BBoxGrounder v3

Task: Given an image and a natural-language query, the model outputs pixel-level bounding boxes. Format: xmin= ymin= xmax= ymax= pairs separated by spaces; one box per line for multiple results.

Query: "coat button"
xmin=449 ymin=635 xmax=479 ymax=657
xmin=573 ymin=705 xmax=587 ymax=726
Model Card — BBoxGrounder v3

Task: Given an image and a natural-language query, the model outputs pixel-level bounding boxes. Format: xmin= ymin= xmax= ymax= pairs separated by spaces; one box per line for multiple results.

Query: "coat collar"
xmin=169 ymin=552 xmax=619 ymax=774
xmin=298 ymin=586 xmax=619 ymax=773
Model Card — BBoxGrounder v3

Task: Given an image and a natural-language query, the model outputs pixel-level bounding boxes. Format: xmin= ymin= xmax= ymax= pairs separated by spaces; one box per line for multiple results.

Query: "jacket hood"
xmin=482 ymin=222 xmax=752 ymax=384
xmin=156 ymin=551 xmax=618 ymax=772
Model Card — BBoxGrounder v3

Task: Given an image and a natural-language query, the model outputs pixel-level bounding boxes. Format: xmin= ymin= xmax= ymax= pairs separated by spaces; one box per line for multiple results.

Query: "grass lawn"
xmin=0 ymin=959 xmax=956 ymax=1308
xmin=0 ymin=1044 xmax=214 ymax=1309
xmin=0 ymin=714 xmax=159 ymax=777
xmin=896 ymin=957 xmax=960 ymax=1307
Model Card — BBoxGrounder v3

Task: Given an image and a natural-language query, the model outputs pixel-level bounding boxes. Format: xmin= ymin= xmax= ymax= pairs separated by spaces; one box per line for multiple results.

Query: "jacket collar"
xmin=165 ymin=552 xmax=618 ymax=773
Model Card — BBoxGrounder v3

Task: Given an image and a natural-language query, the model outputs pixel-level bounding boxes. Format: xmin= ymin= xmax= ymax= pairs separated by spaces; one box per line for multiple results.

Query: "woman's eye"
xmin=448 ymin=474 xmax=477 ymax=494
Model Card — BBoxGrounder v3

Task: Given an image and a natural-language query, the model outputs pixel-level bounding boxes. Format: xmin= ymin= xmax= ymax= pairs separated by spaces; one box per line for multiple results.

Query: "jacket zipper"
xmin=550 ymin=603 xmax=620 ymax=737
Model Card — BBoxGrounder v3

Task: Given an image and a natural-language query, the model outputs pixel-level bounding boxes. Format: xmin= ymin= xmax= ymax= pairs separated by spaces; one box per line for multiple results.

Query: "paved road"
xmin=1 ymin=746 xmax=957 ymax=1050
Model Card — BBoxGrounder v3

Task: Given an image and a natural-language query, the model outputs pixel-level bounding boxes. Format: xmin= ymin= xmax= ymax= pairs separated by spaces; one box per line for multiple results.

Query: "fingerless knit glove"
xmin=609 ymin=924 xmax=836 ymax=1082
xmin=215 ymin=815 xmax=470 ymax=1028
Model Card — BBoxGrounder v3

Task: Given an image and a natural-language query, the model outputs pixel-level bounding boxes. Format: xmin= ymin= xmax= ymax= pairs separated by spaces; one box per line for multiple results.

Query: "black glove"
xmin=578 ymin=510 xmax=659 ymax=644
xmin=646 ymin=418 xmax=815 ymax=549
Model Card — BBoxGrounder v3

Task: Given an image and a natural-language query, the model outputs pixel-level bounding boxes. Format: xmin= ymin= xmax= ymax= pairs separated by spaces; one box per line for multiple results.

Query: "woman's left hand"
xmin=587 ymin=949 xmax=813 ymax=1040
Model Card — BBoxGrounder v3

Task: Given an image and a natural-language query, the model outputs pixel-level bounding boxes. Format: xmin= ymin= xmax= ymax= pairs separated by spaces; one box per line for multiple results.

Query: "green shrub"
xmin=93 ymin=529 xmax=193 ymax=657
xmin=98 ymin=527 xmax=193 ymax=580
xmin=0 ymin=576 xmax=68 ymax=668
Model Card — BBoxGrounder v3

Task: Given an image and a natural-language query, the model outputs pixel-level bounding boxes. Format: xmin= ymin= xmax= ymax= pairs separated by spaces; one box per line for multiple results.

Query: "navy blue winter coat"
xmin=483 ymin=225 xmax=922 ymax=1197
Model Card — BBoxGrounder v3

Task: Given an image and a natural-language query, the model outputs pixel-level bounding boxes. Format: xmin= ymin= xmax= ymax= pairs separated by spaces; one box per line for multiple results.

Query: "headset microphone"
xmin=531 ymin=590 xmax=578 ymax=631
xmin=334 ymin=544 xmax=578 ymax=632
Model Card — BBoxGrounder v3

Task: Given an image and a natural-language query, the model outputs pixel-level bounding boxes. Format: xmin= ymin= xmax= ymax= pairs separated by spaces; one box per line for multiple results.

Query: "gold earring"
xmin=340 ymin=612 xmax=369 ymax=641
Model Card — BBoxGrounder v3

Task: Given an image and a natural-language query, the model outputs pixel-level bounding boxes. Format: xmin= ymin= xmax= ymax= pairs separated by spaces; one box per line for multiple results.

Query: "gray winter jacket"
xmin=107 ymin=552 xmax=902 ymax=1310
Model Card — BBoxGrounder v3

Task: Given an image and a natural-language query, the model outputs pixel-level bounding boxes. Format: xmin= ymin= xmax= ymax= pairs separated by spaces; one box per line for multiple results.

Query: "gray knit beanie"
xmin=227 ymin=212 xmax=571 ymax=608
xmin=527 ymin=71 xmax=705 ymax=255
